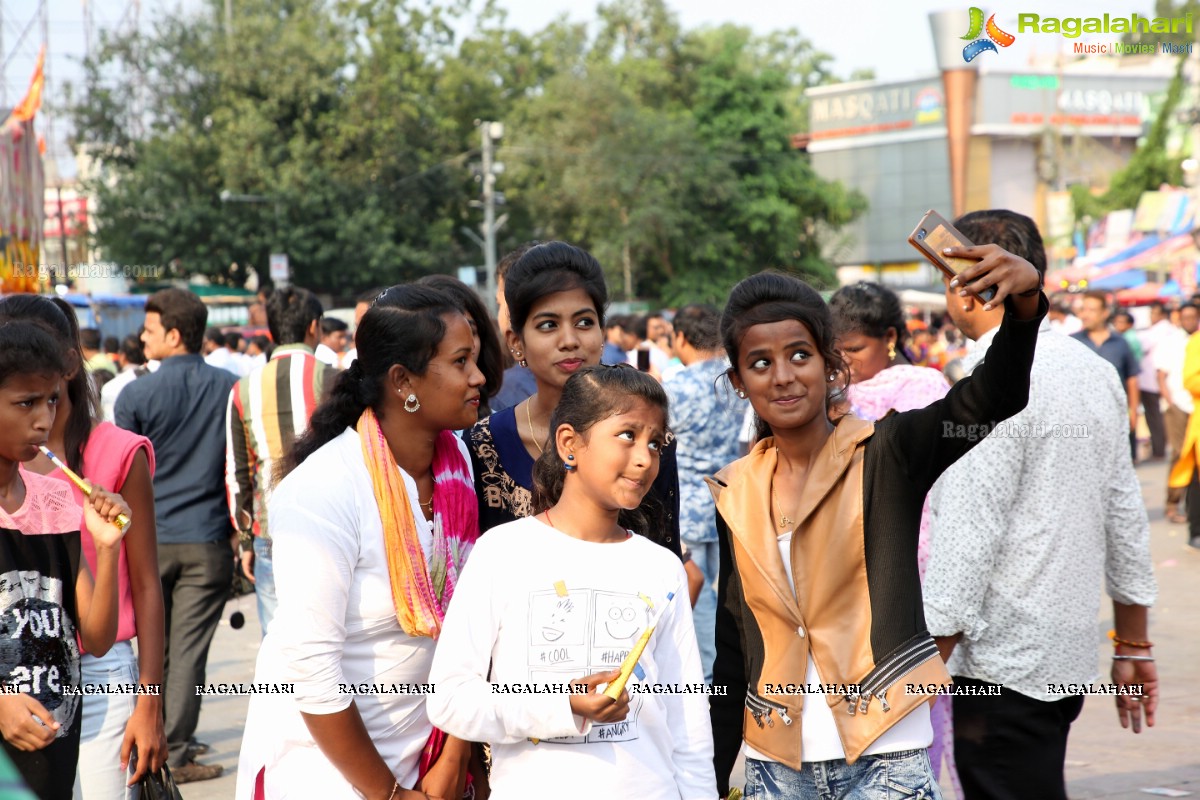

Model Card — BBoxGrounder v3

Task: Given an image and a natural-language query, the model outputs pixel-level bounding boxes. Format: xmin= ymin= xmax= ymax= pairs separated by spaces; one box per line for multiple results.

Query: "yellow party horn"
xmin=39 ymin=446 xmax=131 ymax=533
xmin=603 ymin=584 xmax=681 ymax=700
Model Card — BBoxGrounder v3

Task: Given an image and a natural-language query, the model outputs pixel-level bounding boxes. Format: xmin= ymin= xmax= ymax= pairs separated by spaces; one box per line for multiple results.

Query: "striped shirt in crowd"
xmin=225 ymin=343 xmax=336 ymax=540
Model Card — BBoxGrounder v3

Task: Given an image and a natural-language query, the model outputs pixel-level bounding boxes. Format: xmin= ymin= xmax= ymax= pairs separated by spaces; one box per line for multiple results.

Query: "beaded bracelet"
xmin=1108 ymin=630 xmax=1153 ymax=649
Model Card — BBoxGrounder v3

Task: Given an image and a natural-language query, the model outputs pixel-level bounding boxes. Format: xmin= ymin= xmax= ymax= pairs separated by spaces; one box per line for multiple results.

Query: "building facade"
xmin=807 ymin=60 xmax=1175 ymax=288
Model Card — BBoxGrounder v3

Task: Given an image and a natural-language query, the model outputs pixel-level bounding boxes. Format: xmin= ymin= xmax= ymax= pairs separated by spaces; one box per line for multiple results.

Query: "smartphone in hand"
xmin=908 ymin=210 xmax=997 ymax=303
xmin=636 ymin=349 xmax=651 ymax=372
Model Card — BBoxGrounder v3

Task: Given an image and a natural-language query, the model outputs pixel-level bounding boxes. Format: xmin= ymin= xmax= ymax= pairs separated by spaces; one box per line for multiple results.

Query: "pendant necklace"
xmin=773 ymin=486 xmax=796 ymax=530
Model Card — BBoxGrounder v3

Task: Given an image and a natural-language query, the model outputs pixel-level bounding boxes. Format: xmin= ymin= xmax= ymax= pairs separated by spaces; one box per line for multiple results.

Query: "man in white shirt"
xmin=1137 ymin=302 xmax=1174 ymax=460
xmin=624 ymin=314 xmax=670 ymax=375
xmin=202 ymin=328 xmax=239 ymax=375
xmin=100 ymin=332 xmax=153 ymax=420
xmin=923 ymin=210 xmax=1158 ymax=800
xmin=341 ymin=286 xmax=382 ymax=368
xmin=314 ymin=317 xmax=349 ymax=369
xmin=224 ymin=330 xmax=254 ymax=376
xmin=1156 ymin=302 xmax=1199 ymax=523
xmin=1047 ymin=300 xmax=1082 ymax=334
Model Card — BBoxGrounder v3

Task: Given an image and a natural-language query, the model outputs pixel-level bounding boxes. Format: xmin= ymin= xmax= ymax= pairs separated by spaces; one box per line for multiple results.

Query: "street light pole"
xmin=480 ymin=121 xmax=504 ymax=314
xmin=219 ymin=190 xmax=286 ymax=287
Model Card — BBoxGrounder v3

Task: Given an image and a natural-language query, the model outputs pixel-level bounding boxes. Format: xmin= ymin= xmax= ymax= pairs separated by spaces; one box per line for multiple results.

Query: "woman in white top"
xmin=236 ymin=285 xmax=488 ymax=800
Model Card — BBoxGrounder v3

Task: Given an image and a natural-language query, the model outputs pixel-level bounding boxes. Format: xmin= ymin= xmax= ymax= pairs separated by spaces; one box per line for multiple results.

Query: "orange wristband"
xmin=1108 ymin=630 xmax=1153 ymax=649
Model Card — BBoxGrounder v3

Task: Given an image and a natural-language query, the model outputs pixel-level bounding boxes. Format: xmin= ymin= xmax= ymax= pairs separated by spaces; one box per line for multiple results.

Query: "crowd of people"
xmin=0 ymin=208 xmax=1173 ymax=800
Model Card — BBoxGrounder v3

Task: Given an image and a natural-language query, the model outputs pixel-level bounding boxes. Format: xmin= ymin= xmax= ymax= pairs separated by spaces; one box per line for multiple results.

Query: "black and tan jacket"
xmin=707 ymin=295 xmax=1047 ymax=793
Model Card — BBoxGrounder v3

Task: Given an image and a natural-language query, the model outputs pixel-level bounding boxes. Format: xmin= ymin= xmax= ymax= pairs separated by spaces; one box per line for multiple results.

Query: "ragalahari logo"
xmin=961 ymin=7 xmax=1016 ymax=61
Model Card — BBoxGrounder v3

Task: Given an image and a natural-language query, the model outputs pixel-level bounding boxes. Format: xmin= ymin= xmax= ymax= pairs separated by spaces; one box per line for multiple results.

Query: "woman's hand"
xmin=0 ymin=694 xmax=58 ymax=751
xmin=121 ymin=694 xmax=167 ymax=784
xmin=419 ymin=736 xmax=471 ymax=800
xmin=567 ymin=670 xmax=630 ymax=724
xmin=83 ymin=487 xmax=132 ymax=550
xmin=944 ymin=244 xmax=1041 ymax=311
xmin=684 ymin=559 xmax=704 ymax=608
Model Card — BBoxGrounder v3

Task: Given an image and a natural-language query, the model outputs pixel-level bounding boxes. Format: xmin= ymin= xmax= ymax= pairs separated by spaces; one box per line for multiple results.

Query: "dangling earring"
xmin=512 ymin=348 xmax=527 ymax=368
xmin=564 ymin=454 xmax=577 ymax=472
xmin=887 ymin=342 xmax=897 ymax=362
xmin=404 ymin=393 xmax=421 ymax=413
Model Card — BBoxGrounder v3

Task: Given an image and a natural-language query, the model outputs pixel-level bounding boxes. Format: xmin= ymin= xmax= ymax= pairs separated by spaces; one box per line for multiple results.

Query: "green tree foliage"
xmin=1070 ymin=55 xmax=1187 ymax=223
xmin=67 ymin=0 xmax=866 ymax=301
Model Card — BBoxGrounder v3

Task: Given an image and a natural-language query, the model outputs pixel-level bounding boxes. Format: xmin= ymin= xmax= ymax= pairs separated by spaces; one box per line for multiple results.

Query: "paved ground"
xmin=179 ymin=459 xmax=1199 ymax=799
xmin=1056 ymin=459 xmax=1200 ymax=799
xmin=177 ymin=594 xmax=258 ymax=800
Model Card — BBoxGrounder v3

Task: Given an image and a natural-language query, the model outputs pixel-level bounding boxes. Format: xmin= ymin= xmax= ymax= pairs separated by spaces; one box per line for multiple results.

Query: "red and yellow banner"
xmin=2 ymin=46 xmax=46 ymax=293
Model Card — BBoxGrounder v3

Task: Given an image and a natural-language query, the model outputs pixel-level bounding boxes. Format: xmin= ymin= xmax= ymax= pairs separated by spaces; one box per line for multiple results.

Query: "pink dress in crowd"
xmin=45 ymin=421 xmax=156 ymax=651
xmin=847 ymin=364 xmax=962 ymax=799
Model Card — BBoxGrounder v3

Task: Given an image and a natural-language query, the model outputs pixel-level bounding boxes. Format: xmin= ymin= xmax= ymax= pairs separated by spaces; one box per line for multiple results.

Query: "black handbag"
xmin=137 ymin=765 xmax=184 ymax=800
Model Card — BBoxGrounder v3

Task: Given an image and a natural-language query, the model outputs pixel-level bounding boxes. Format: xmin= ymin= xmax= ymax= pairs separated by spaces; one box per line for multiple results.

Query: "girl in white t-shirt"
xmin=428 ymin=365 xmax=717 ymax=800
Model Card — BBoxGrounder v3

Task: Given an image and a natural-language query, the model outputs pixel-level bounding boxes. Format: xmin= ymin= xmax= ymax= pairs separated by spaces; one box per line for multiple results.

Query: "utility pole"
xmin=478 ymin=120 xmax=505 ymax=314
xmin=83 ymin=0 xmax=93 ymax=58
xmin=55 ymin=185 xmax=70 ymax=283
xmin=1 ymin=1 xmax=6 ymax=109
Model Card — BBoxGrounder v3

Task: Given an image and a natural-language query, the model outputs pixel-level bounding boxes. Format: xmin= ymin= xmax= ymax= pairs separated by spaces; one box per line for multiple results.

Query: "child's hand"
xmin=568 ymin=670 xmax=630 ymax=724
xmin=83 ymin=487 xmax=131 ymax=549
xmin=0 ymin=694 xmax=59 ymax=751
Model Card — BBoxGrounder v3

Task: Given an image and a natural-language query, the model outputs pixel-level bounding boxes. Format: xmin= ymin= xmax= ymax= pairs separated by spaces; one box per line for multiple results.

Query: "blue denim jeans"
xmin=254 ymin=536 xmax=277 ymax=639
xmin=744 ymin=749 xmax=942 ymax=800
xmin=683 ymin=538 xmax=718 ymax=682
xmin=74 ymin=641 xmax=140 ymax=799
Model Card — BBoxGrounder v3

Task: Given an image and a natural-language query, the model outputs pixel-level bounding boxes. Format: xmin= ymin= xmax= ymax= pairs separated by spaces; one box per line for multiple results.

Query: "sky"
xmin=3 ymin=0 xmax=1172 ymax=179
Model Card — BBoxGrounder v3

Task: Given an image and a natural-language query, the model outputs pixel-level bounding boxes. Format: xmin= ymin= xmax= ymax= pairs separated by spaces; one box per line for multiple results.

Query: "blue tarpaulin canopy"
xmin=1095 ymin=236 xmax=1163 ymax=269
xmin=58 ymin=294 xmax=148 ymax=340
xmin=1090 ymin=269 xmax=1148 ymax=290
xmin=62 ymin=293 xmax=147 ymax=307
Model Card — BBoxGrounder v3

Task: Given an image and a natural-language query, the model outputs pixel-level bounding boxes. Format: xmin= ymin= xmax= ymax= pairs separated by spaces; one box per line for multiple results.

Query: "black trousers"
xmin=1188 ymin=466 xmax=1200 ymax=543
xmin=953 ymin=677 xmax=1085 ymax=800
xmin=1141 ymin=390 xmax=1166 ymax=458
xmin=159 ymin=541 xmax=234 ymax=767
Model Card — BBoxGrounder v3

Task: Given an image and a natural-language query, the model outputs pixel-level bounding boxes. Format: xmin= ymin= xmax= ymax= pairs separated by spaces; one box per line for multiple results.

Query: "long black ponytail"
xmin=282 ymin=284 xmax=460 ymax=478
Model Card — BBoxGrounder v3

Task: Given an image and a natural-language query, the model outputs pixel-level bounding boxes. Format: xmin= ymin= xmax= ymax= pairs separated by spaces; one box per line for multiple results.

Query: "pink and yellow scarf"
xmin=357 ymin=408 xmax=478 ymax=639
